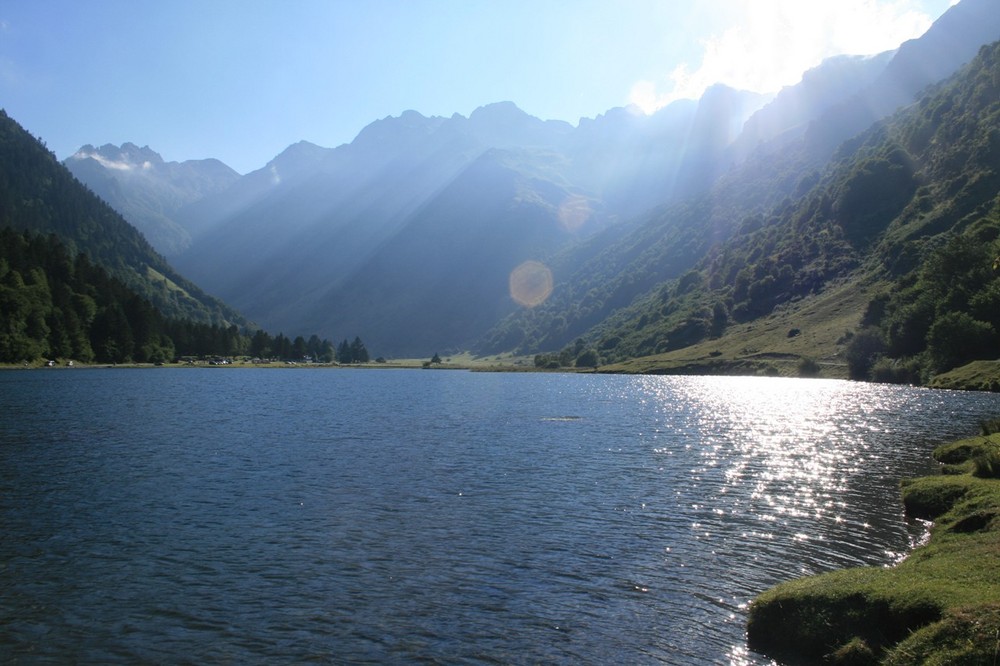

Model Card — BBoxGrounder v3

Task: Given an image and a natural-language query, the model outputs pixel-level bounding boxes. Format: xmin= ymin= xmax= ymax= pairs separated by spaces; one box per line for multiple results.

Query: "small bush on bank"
xmin=798 ymin=357 xmax=821 ymax=377
xmin=973 ymin=445 xmax=1000 ymax=479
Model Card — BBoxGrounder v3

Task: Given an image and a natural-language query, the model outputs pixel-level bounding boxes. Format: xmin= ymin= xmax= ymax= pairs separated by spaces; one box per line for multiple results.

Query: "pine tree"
xmin=350 ymin=336 xmax=369 ymax=363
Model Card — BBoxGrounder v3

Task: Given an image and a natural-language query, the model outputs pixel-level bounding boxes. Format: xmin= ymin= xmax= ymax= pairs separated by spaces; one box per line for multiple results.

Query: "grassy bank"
xmin=746 ymin=432 xmax=1000 ymax=664
xmin=599 ymin=277 xmax=873 ymax=379
xmin=929 ymin=360 xmax=1000 ymax=392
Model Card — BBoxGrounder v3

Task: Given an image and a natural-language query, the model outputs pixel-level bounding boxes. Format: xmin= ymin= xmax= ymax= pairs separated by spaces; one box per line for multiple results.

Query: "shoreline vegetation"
xmin=0 ymin=352 xmax=544 ymax=372
xmin=9 ymin=353 xmax=1000 ymax=388
xmin=747 ymin=426 xmax=1000 ymax=665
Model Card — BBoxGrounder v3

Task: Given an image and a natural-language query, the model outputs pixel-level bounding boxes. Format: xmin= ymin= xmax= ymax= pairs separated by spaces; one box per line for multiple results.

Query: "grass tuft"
xmin=883 ymin=605 xmax=1000 ymax=665
xmin=829 ymin=637 xmax=877 ymax=666
xmin=748 ymin=426 xmax=1000 ymax=664
xmin=973 ymin=445 xmax=1000 ymax=479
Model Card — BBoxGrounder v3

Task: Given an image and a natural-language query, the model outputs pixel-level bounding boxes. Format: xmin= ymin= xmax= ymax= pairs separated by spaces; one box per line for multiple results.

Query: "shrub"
xmin=575 ymin=349 xmax=600 ymax=368
xmin=926 ymin=311 xmax=996 ymax=373
xmin=798 ymin=357 xmax=821 ymax=377
xmin=870 ymin=357 xmax=923 ymax=384
xmin=845 ymin=328 xmax=887 ymax=380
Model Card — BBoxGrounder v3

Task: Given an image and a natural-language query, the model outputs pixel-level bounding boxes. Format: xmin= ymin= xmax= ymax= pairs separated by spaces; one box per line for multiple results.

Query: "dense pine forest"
xmin=0 ymin=228 xmax=351 ymax=364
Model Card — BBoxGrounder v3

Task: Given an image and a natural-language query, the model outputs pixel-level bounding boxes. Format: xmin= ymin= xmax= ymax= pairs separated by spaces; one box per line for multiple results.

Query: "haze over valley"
xmin=4 ymin=0 xmax=1000 ymax=382
xmin=43 ymin=0 xmax=1000 ymax=378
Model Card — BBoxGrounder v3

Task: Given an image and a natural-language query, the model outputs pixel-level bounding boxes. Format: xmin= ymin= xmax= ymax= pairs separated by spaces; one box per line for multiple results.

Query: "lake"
xmin=3 ymin=368 xmax=1000 ymax=664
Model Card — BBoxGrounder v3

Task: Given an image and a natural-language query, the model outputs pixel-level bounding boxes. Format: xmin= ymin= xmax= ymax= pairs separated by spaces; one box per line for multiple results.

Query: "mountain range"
xmin=65 ymin=143 xmax=239 ymax=255
xmin=19 ymin=0 xmax=1000 ymax=380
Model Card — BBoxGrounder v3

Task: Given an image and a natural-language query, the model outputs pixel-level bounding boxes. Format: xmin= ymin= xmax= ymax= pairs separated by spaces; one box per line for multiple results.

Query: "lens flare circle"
xmin=509 ymin=260 xmax=553 ymax=308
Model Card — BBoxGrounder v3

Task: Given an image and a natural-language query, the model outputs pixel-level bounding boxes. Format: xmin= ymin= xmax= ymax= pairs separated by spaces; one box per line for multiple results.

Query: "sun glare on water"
xmin=639 ymin=375 xmax=915 ymax=563
xmin=689 ymin=376 xmax=860 ymax=522
xmin=629 ymin=374 xmax=937 ymax=663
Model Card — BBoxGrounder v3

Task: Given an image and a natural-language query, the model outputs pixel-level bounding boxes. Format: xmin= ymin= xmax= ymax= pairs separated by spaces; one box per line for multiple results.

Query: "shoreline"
xmin=746 ymin=430 xmax=1000 ymax=664
xmin=0 ymin=356 xmax=590 ymax=373
xmin=9 ymin=354 xmax=1000 ymax=390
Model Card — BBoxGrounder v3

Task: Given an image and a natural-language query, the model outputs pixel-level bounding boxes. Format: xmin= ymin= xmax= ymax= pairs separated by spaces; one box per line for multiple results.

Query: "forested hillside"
xmin=0 ymin=229 xmax=226 ymax=363
xmin=536 ymin=41 xmax=1000 ymax=381
xmin=0 ymin=228 xmax=349 ymax=365
xmin=477 ymin=0 xmax=1000 ymax=367
xmin=0 ymin=111 xmax=373 ymax=365
xmin=853 ymin=39 xmax=1000 ymax=381
xmin=0 ymin=110 xmax=245 ymax=328
xmin=43 ymin=0 xmax=1000 ymax=374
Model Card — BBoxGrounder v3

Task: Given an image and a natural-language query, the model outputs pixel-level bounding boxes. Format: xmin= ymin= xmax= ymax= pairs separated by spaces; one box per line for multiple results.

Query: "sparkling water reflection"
xmin=2 ymin=369 xmax=1000 ymax=664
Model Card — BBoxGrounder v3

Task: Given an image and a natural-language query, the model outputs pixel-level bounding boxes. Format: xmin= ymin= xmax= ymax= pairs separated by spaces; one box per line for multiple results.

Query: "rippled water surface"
xmin=3 ymin=368 xmax=1000 ymax=664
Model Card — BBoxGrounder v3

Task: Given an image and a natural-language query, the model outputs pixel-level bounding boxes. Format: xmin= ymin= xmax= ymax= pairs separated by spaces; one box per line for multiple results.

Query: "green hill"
xmin=0 ymin=109 xmax=246 ymax=328
xmin=518 ymin=41 xmax=1000 ymax=386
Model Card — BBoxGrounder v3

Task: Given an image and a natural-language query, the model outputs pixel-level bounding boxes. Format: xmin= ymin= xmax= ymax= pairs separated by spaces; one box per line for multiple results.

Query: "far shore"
xmin=0 ymin=354 xmax=548 ymax=373
xmin=8 ymin=356 xmax=1000 ymax=390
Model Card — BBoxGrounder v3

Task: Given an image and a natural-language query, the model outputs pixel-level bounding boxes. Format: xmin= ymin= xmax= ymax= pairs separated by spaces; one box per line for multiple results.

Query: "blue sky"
xmin=1 ymin=0 xmax=955 ymax=174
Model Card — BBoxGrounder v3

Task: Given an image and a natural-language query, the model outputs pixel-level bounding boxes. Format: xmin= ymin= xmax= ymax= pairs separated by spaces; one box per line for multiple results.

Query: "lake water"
xmin=3 ymin=368 xmax=1000 ymax=664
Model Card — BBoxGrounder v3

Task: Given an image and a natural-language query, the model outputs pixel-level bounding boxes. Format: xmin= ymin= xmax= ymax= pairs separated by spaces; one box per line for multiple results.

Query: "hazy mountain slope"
xmin=564 ymin=87 xmax=769 ymax=218
xmin=175 ymin=139 xmax=333 ymax=242
xmin=165 ymin=92 xmax=769 ymax=343
xmin=730 ymin=51 xmax=895 ymax=161
xmin=480 ymin=0 xmax=1000 ymax=364
xmin=0 ymin=110 xmax=247 ymax=327
xmin=172 ymin=115 xmax=487 ymax=324
xmin=585 ymin=40 xmax=1000 ymax=379
xmin=804 ymin=0 xmax=1000 ymax=155
xmin=298 ymin=151 xmax=589 ymax=356
xmin=65 ymin=143 xmax=239 ymax=255
xmin=476 ymin=140 xmax=808 ymax=357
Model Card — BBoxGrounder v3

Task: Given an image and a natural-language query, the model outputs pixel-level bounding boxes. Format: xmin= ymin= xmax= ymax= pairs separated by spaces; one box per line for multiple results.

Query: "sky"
xmin=0 ymin=0 xmax=957 ymax=174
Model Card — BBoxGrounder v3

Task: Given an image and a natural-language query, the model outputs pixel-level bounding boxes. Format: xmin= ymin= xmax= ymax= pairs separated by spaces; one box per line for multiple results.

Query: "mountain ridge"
xmin=59 ymin=0 xmax=1000 ymax=364
xmin=65 ymin=143 xmax=240 ymax=255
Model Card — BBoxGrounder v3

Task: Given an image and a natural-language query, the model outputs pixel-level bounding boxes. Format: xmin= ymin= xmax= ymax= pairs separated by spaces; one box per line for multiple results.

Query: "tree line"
xmin=0 ymin=229 xmax=369 ymax=364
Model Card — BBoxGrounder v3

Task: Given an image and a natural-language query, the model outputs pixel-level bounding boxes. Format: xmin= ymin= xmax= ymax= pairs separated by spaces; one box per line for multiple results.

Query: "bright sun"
xmin=631 ymin=0 xmax=937 ymax=113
